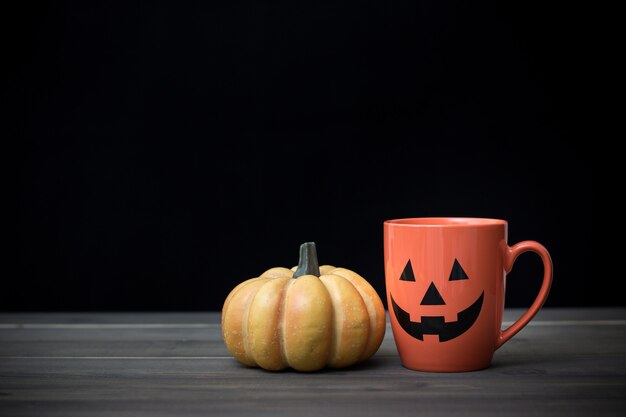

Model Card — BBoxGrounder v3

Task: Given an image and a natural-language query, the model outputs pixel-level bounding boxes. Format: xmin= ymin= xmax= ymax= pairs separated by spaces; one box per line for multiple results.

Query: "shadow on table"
xmin=231 ymin=355 xmax=398 ymax=374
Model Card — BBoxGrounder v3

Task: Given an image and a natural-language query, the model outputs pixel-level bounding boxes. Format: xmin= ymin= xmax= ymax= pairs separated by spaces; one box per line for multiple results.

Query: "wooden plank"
xmin=1 ymin=312 xmax=625 ymax=358
xmin=1 ymin=324 xmax=625 ymax=359
xmin=0 ymin=357 xmax=624 ymax=417
xmin=1 ymin=310 xmax=625 ymax=417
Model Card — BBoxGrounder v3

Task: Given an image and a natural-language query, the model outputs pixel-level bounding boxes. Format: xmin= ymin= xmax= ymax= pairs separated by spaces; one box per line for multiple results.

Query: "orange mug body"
xmin=384 ymin=218 xmax=552 ymax=372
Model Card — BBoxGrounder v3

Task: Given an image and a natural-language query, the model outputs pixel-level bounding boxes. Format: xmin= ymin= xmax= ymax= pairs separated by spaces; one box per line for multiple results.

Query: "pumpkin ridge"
xmin=240 ymin=279 xmax=269 ymax=366
xmin=283 ymin=275 xmax=333 ymax=371
xmin=316 ymin=278 xmax=334 ymax=368
xmin=330 ymin=271 xmax=373 ymax=362
xmin=278 ymin=279 xmax=295 ymax=367
xmin=329 ymin=268 xmax=386 ymax=362
xmin=320 ymin=274 xmax=369 ymax=368
xmin=247 ymin=277 xmax=291 ymax=370
xmin=320 ymin=276 xmax=340 ymax=366
xmin=224 ymin=277 xmax=270 ymax=367
xmin=222 ymin=278 xmax=258 ymax=324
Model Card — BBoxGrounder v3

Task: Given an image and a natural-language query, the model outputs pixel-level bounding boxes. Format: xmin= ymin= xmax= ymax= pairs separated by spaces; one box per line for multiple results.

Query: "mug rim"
xmin=384 ymin=217 xmax=507 ymax=227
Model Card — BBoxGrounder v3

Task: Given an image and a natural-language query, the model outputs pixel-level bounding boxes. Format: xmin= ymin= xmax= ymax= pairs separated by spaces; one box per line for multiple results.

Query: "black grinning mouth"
xmin=391 ymin=292 xmax=484 ymax=342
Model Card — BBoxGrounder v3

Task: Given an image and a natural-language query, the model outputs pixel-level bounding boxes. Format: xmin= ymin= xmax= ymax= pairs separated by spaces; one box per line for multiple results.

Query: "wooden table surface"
xmin=1 ymin=309 xmax=625 ymax=416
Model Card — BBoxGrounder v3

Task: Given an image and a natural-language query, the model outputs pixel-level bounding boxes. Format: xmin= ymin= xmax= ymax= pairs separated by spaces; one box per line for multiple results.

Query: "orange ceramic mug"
xmin=384 ymin=217 xmax=552 ymax=372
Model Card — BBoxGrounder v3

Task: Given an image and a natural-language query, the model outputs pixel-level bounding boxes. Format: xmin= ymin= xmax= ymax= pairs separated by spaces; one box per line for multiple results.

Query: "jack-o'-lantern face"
xmin=390 ymin=259 xmax=484 ymax=342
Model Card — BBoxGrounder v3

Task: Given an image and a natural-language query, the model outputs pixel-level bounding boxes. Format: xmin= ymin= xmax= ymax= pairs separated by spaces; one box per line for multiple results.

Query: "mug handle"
xmin=496 ymin=241 xmax=553 ymax=349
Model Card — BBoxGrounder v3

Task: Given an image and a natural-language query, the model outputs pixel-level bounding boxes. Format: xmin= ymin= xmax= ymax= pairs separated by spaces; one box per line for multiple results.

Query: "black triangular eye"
xmin=399 ymin=260 xmax=416 ymax=281
xmin=449 ymin=259 xmax=469 ymax=280
xmin=420 ymin=282 xmax=446 ymax=305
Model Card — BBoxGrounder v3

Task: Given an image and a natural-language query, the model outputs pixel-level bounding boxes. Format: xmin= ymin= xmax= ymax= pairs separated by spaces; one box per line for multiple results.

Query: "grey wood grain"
xmin=1 ymin=309 xmax=625 ymax=417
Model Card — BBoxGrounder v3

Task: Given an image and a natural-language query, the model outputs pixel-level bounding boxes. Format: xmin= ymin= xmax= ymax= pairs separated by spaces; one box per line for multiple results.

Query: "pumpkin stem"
xmin=292 ymin=242 xmax=321 ymax=278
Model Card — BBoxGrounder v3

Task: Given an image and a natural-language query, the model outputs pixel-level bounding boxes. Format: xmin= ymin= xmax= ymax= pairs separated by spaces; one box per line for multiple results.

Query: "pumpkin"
xmin=222 ymin=242 xmax=386 ymax=371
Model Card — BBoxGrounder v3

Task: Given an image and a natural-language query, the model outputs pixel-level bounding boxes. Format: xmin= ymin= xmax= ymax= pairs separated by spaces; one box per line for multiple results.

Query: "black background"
xmin=7 ymin=1 xmax=596 ymax=311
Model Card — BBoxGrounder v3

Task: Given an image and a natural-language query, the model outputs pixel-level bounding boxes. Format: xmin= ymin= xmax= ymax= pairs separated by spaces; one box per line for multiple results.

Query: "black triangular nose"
xmin=420 ymin=282 xmax=446 ymax=305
